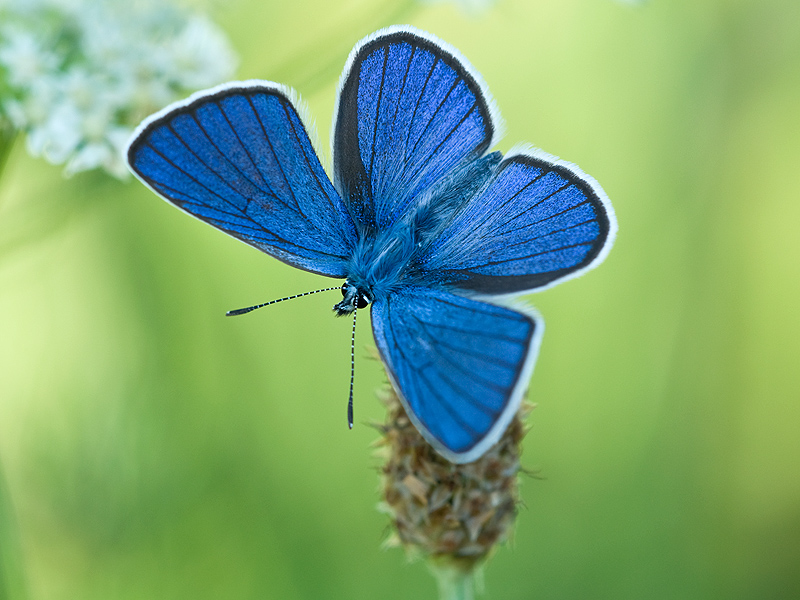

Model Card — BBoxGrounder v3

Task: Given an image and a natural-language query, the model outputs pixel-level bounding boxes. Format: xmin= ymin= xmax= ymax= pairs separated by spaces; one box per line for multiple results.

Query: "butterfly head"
xmin=333 ymin=281 xmax=372 ymax=316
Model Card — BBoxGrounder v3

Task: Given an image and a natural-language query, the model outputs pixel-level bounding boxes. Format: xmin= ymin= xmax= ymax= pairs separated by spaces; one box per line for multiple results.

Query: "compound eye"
xmin=341 ymin=283 xmax=350 ymax=297
xmin=356 ymin=294 xmax=369 ymax=309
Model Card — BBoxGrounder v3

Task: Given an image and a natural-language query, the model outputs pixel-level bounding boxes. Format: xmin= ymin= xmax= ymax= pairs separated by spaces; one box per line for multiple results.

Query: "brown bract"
xmin=374 ymin=386 xmax=534 ymax=572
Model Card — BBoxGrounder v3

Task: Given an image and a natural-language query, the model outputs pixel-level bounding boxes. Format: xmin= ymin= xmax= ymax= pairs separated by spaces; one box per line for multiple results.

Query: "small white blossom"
xmin=0 ymin=0 xmax=239 ymax=179
xmin=0 ymin=28 xmax=59 ymax=87
xmin=30 ymin=102 xmax=82 ymax=164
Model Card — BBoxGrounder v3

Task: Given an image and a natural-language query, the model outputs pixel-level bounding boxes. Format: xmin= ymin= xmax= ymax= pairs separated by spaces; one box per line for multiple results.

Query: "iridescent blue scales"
xmin=126 ymin=26 xmax=616 ymax=463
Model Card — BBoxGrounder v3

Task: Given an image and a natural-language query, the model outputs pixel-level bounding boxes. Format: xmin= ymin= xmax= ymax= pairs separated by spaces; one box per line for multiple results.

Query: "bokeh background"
xmin=1 ymin=0 xmax=799 ymax=598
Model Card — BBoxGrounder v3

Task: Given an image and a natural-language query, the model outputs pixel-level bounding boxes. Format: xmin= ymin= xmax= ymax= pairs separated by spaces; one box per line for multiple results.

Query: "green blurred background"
xmin=2 ymin=0 xmax=799 ymax=598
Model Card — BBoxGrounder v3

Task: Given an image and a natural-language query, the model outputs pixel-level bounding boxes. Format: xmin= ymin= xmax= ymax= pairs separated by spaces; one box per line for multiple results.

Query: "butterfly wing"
xmin=421 ymin=148 xmax=617 ymax=294
xmin=371 ymin=286 xmax=542 ymax=463
xmin=126 ymin=81 xmax=357 ymax=278
xmin=332 ymin=26 xmax=500 ymax=232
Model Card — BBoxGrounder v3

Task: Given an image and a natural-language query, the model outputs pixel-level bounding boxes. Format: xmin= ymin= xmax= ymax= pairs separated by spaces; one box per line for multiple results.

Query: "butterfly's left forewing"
xmin=371 ymin=286 xmax=542 ymax=463
xmin=127 ymin=81 xmax=357 ymax=278
xmin=333 ymin=26 xmax=499 ymax=232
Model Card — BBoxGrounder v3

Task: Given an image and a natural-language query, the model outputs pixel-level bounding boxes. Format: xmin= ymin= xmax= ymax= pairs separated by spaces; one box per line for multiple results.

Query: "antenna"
xmin=226 ymin=287 xmax=339 ymax=316
xmin=347 ymin=310 xmax=357 ymax=429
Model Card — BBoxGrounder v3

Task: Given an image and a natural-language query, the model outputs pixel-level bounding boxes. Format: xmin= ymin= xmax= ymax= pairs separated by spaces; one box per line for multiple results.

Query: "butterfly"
xmin=125 ymin=25 xmax=616 ymax=464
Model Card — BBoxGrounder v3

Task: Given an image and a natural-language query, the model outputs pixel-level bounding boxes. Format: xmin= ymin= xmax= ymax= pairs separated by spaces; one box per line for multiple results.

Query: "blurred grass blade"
xmin=0 ymin=469 xmax=27 ymax=600
xmin=0 ymin=126 xmax=16 ymax=182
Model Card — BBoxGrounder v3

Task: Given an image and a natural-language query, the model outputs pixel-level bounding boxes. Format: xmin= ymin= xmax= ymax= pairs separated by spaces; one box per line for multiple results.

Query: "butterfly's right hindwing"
xmin=127 ymin=81 xmax=357 ymax=278
xmin=371 ymin=286 xmax=542 ymax=463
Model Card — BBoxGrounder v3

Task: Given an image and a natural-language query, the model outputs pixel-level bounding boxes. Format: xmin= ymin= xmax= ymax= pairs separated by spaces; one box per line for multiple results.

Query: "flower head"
xmin=376 ymin=383 xmax=533 ymax=591
xmin=0 ymin=0 xmax=238 ymax=178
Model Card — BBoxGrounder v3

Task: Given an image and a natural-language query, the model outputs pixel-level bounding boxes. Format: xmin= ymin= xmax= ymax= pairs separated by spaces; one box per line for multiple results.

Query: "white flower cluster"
xmin=0 ymin=0 xmax=238 ymax=178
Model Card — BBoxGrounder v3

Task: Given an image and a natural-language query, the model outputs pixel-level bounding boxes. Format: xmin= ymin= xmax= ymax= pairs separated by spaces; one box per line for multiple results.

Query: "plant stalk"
xmin=430 ymin=561 xmax=475 ymax=600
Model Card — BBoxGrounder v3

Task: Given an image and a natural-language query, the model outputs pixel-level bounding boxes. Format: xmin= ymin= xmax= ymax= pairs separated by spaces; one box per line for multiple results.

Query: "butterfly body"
xmin=335 ymin=150 xmax=503 ymax=315
xmin=126 ymin=26 xmax=616 ymax=463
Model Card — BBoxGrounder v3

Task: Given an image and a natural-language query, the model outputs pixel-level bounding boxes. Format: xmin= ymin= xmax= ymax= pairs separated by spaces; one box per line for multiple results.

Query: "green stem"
xmin=430 ymin=560 xmax=475 ymax=600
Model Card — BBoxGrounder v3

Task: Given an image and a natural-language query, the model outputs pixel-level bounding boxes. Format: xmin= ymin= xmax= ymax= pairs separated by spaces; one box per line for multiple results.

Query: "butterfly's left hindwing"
xmin=421 ymin=149 xmax=616 ymax=294
xmin=127 ymin=82 xmax=357 ymax=278
xmin=371 ymin=286 xmax=542 ymax=463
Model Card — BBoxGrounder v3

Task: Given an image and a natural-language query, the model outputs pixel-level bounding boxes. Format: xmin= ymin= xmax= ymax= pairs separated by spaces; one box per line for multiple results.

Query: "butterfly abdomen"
xmin=406 ymin=152 xmax=501 ymax=250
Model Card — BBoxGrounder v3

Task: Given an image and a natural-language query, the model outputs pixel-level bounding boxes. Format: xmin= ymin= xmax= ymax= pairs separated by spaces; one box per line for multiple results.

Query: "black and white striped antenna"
xmin=347 ymin=310 xmax=357 ymax=429
xmin=226 ymin=287 xmax=339 ymax=316
xmin=225 ymin=286 xmax=360 ymax=430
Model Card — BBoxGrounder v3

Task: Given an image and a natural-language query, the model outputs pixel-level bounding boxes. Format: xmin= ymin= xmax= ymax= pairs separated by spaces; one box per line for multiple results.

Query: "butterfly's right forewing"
xmin=127 ymin=82 xmax=357 ymax=278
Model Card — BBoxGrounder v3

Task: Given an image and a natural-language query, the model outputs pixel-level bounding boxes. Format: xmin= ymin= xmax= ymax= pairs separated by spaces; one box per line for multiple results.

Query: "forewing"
xmin=333 ymin=26 xmax=499 ymax=231
xmin=422 ymin=149 xmax=616 ymax=294
xmin=371 ymin=286 xmax=542 ymax=463
xmin=126 ymin=81 xmax=357 ymax=277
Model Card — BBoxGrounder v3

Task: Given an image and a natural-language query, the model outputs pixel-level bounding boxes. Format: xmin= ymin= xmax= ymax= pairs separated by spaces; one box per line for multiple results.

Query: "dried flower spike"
xmin=376 ymin=384 xmax=533 ymax=597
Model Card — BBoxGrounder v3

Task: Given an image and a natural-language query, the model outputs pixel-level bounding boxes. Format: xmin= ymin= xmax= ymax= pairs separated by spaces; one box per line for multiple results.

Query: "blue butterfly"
xmin=125 ymin=26 xmax=616 ymax=464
